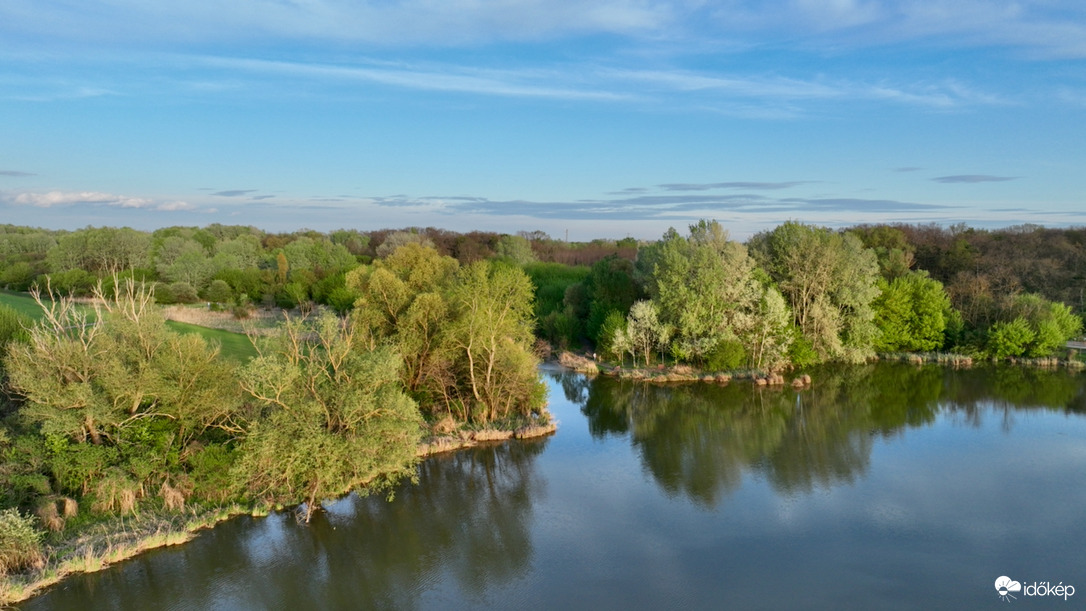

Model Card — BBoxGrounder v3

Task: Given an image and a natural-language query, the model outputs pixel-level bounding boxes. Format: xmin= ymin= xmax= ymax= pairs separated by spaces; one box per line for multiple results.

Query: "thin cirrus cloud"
xmin=3 ymin=1 xmax=1085 ymax=58
xmin=932 ymin=175 xmax=1018 ymax=183
xmin=192 ymin=56 xmax=630 ymax=102
xmin=657 ymin=181 xmax=814 ymax=191
xmin=0 ymin=0 xmax=672 ymax=46
xmin=363 ymin=191 xmax=954 ymax=221
xmin=212 ymin=189 xmax=258 ymax=197
xmin=185 ymin=55 xmax=1003 ymax=111
xmin=3 ymin=190 xmax=194 ymax=211
xmin=0 ymin=170 xmax=35 ymax=177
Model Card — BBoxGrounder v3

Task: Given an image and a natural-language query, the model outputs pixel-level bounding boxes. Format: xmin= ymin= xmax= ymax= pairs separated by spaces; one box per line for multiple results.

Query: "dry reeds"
xmin=159 ymin=482 xmax=186 ymax=512
xmin=92 ymin=473 xmax=140 ymax=515
xmin=557 ymin=351 xmax=599 ymax=374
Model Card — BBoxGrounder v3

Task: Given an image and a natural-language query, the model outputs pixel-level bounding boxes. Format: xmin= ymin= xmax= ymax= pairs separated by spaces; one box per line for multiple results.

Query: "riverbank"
xmin=556 ymin=351 xmax=812 ymax=388
xmin=0 ymin=414 xmax=557 ymax=606
xmin=556 ymin=348 xmax=1085 ymax=390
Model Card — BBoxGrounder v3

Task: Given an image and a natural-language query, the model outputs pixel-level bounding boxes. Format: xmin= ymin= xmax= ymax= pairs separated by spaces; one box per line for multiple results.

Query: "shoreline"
xmin=0 ymin=417 xmax=557 ymax=606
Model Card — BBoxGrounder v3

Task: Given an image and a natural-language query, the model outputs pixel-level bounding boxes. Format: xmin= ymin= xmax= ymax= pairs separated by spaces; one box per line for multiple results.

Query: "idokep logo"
xmin=995 ymin=576 xmax=1022 ymax=601
xmin=994 ymin=576 xmax=1076 ymax=602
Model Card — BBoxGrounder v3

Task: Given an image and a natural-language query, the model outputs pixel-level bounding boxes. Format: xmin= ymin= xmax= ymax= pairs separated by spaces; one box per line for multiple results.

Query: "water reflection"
xmin=25 ymin=439 xmax=548 ymax=611
xmin=571 ymin=363 xmax=1086 ymax=507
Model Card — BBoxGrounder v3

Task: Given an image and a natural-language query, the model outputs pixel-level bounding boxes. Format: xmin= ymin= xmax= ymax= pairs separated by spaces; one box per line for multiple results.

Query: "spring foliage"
xmin=235 ymin=312 xmax=423 ymax=522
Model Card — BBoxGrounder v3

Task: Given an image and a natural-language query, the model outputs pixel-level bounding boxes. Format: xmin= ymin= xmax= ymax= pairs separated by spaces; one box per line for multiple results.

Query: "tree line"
xmin=527 ymin=220 xmax=1083 ymax=367
xmin=0 ymin=224 xmax=635 ymax=313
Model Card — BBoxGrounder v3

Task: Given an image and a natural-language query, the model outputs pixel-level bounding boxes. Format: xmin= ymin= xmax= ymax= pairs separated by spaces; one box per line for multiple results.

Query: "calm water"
xmin=24 ymin=363 xmax=1086 ymax=610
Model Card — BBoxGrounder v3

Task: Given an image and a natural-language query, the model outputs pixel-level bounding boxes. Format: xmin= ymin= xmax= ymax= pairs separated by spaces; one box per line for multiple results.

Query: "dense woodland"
xmin=1 ymin=220 xmax=1084 ymax=577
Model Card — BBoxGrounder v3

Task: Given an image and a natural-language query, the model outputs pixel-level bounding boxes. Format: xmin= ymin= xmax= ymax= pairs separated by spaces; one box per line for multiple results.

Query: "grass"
xmin=0 ymin=290 xmax=256 ymax=363
xmin=0 ymin=290 xmax=56 ymax=319
xmin=0 ymin=503 xmax=254 ymax=606
xmin=165 ymin=320 xmax=257 ymax=362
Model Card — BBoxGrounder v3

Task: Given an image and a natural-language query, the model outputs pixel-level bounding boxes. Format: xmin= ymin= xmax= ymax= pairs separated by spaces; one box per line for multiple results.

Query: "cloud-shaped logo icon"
xmin=995 ymin=576 xmax=1022 ymax=601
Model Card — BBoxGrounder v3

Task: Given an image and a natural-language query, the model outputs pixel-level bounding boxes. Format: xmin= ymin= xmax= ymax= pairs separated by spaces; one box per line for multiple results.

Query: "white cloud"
xmin=5 ymin=190 xmax=193 ymax=211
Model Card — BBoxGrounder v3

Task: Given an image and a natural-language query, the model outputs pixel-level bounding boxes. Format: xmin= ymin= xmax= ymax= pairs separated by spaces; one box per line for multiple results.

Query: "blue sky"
xmin=2 ymin=1 xmax=1085 ymax=240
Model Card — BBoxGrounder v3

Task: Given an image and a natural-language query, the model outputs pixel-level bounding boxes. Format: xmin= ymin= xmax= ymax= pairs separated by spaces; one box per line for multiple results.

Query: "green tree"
xmin=650 ymin=221 xmax=761 ymax=365
xmin=1003 ymin=293 xmax=1082 ymax=357
xmin=235 ymin=312 xmax=423 ymax=522
xmin=750 ymin=222 xmax=880 ymax=362
xmin=583 ymin=255 xmax=639 ymax=343
xmin=445 ymin=262 xmax=546 ymax=424
xmin=5 ymin=281 xmax=242 ymax=509
xmin=154 ymin=236 xmax=213 ymax=288
xmin=742 ymin=286 xmax=794 ymax=371
xmin=985 ymin=318 xmax=1035 ymax=358
xmin=494 ymin=235 xmax=537 ymax=266
xmin=348 ymin=243 xmax=459 ymax=403
xmin=625 ymin=300 xmax=669 ymax=366
xmin=873 ymin=271 xmax=951 ymax=352
xmin=205 ymin=279 xmax=233 ymax=304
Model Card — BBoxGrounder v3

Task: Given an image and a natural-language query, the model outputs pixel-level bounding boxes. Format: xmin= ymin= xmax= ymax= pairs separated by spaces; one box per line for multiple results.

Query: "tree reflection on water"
xmin=567 ymin=363 xmax=1086 ymax=508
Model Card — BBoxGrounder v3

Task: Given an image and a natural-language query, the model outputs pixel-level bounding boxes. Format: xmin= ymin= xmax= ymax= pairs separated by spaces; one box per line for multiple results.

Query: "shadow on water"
xmin=564 ymin=363 xmax=1086 ymax=508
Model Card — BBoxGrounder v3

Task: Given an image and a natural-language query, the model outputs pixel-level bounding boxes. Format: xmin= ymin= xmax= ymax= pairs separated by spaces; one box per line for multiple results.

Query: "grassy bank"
xmin=0 ymin=502 xmax=259 ymax=606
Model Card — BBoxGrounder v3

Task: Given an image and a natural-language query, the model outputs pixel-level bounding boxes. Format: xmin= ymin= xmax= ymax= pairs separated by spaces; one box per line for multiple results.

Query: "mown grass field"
xmin=0 ymin=290 xmax=52 ymax=319
xmin=0 ymin=291 xmax=256 ymax=362
xmin=163 ymin=320 xmax=257 ymax=361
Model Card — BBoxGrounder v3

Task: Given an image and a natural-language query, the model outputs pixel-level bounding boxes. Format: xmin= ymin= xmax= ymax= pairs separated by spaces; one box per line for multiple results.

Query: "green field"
xmin=0 ymin=290 xmax=54 ymax=319
xmin=164 ymin=320 xmax=257 ymax=362
xmin=0 ymin=291 xmax=256 ymax=362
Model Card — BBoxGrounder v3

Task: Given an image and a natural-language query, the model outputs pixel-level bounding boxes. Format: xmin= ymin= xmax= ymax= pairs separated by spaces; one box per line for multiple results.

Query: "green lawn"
xmin=165 ymin=320 xmax=257 ymax=362
xmin=0 ymin=290 xmax=52 ymax=319
xmin=1 ymin=290 xmax=256 ymax=362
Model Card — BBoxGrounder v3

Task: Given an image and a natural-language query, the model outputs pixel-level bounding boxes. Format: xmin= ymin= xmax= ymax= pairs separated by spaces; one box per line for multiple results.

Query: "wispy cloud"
xmin=0 ymin=170 xmax=35 ymax=177
xmin=2 ymin=190 xmax=193 ymax=211
xmin=4 ymin=1 xmax=1085 ymax=58
xmin=932 ymin=175 xmax=1018 ymax=183
xmin=212 ymin=189 xmax=258 ymax=197
xmin=184 ymin=54 xmax=1006 ymax=112
xmin=0 ymin=1 xmax=673 ymax=47
xmin=362 ymin=191 xmax=953 ymax=221
xmin=657 ymin=181 xmax=812 ymax=191
xmin=194 ymin=56 xmax=629 ymax=101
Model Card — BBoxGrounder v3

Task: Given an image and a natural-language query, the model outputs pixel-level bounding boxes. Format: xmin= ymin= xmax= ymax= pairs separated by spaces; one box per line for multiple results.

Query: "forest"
xmin=0 ymin=219 xmax=1084 ymax=586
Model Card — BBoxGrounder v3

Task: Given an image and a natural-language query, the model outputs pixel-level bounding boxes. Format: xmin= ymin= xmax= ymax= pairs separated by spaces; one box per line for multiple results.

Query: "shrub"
xmin=986 ymin=318 xmax=1034 ymax=358
xmin=0 ymin=508 xmax=45 ymax=575
xmin=0 ymin=305 xmax=30 ymax=348
xmin=204 ymin=279 xmax=233 ymax=304
xmin=168 ymin=281 xmax=199 ymax=304
xmin=706 ymin=339 xmax=746 ymax=371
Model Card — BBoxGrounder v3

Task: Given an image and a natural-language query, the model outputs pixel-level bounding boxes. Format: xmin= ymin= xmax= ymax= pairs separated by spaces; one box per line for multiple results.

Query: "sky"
xmin=2 ymin=1 xmax=1085 ymax=241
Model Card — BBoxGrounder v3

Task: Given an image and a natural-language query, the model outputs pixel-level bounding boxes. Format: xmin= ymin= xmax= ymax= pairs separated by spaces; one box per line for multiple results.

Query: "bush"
xmin=204 ymin=279 xmax=233 ymax=304
xmin=0 ymin=508 xmax=45 ymax=575
xmin=706 ymin=339 xmax=746 ymax=371
xmin=168 ymin=282 xmax=199 ymax=304
xmin=0 ymin=305 xmax=30 ymax=348
xmin=986 ymin=318 xmax=1034 ymax=358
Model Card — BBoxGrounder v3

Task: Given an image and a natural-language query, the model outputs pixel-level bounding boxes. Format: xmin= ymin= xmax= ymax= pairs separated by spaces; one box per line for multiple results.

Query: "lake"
xmin=23 ymin=362 xmax=1086 ymax=609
